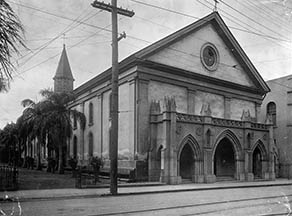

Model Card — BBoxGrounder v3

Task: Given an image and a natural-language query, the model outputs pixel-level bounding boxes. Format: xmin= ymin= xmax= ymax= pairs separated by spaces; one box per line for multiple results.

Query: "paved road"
xmin=1 ymin=185 xmax=292 ymax=216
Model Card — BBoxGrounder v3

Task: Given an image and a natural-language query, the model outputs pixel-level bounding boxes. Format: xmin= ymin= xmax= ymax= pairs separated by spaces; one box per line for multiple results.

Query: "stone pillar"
xmin=187 ymin=89 xmax=196 ymax=115
xmin=160 ymin=97 xmax=181 ymax=184
xmin=200 ymin=104 xmax=216 ymax=183
xmin=267 ymin=124 xmax=276 ymax=180
xmin=148 ymin=101 xmax=161 ymax=181
xmin=192 ymin=159 xmax=204 ymax=183
xmin=137 ymin=79 xmax=149 ymax=155
xmin=203 ymin=148 xmax=216 ymax=183
xmin=80 ymin=102 xmax=85 ymax=163
xmin=245 ymin=150 xmax=254 ymax=181
xmin=128 ymin=78 xmax=136 ymax=160
xmin=235 ymin=159 xmax=245 ymax=181
xmin=224 ymin=97 xmax=231 ymax=119
xmin=96 ymin=94 xmax=103 ymax=157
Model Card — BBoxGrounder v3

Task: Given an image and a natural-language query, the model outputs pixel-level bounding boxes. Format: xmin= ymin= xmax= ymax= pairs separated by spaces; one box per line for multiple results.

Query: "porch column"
xmin=203 ymin=147 xmax=216 ymax=183
xmin=160 ymin=97 xmax=181 ymax=185
xmin=245 ymin=150 xmax=254 ymax=181
xmin=267 ymin=124 xmax=276 ymax=180
xmin=148 ymin=101 xmax=161 ymax=181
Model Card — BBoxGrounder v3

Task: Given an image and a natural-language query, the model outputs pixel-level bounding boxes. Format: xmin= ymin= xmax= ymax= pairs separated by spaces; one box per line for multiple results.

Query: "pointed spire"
xmin=54 ymin=44 xmax=74 ymax=81
xmin=53 ymin=45 xmax=74 ymax=93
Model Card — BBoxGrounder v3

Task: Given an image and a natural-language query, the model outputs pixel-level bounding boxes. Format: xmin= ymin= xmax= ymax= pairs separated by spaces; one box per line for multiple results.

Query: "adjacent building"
xmin=64 ymin=12 xmax=277 ymax=184
xmin=260 ymin=75 xmax=292 ymax=179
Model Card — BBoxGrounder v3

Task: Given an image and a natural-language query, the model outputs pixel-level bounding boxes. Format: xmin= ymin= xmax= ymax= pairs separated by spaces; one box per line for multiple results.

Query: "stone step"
xmin=181 ymin=178 xmax=192 ymax=184
xmin=216 ymin=176 xmax=235 ymax=182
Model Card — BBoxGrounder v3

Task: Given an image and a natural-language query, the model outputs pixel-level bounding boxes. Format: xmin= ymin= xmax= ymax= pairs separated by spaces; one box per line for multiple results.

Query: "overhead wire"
xmin=17 ymin=8 xmax=101 ymax=68
xmin=11 ymin=0 xmax=292 ymax=84
xmin=244 ymin=0 xmax=292 ymax=30
xmin=219 ymin=0 xmax=291 ymax=42
xmin=8 ymin=0 xmax=279 ymax=79
xmin=130 ymin=0 xmax=291 ymax=43
xmin=197 ymin=0 xmax=292 ymax=51
xmin=238 ymin=0 xmax=292 ymax=35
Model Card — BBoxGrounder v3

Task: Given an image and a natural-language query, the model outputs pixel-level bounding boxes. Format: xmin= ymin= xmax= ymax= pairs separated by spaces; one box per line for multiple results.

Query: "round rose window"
xmin=201 ymin=43 xmax=219 ymax=71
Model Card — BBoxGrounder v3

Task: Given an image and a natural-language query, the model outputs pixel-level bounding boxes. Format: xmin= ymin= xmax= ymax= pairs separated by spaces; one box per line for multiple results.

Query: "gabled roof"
xmin=54 ymin=45 xmax=74 ymax=81
xmin=74 ymin=11 xmax=270 ymax=95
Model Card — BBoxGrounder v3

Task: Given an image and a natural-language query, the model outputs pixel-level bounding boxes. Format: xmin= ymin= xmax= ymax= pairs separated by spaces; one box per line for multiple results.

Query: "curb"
xmin=2 ymin=181 xmax=292 ymax=203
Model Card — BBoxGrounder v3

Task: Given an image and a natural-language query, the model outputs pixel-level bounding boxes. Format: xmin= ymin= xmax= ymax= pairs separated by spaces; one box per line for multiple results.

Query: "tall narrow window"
xmin=206 ymin=129 xmax=211 ymax=147
xmin=267 ymin=102 xmax=276 ymax=126
xmin=109 ymin=93 xmax=112 ymax=120
xmin=89 ymin=102 xmax=94 ymax=125
xmin=247 ymin=133 xmax=251 ymax=149
xmin=73 ymin=136 xmax=77 ymax=159
xmin=88 ymin=132 xmax=94 ymax=157
xmin=73 ymin=113 xmax=77 ymax=129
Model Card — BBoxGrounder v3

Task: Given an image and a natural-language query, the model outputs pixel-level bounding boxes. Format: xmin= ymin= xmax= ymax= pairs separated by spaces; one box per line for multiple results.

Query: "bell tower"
xmin=53 ymin=45 xmax=74 ymax=93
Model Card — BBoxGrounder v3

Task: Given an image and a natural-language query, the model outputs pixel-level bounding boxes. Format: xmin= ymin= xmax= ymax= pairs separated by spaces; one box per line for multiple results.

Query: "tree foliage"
xmin=20 ymin=89 xmax=86 ymax=173
xmin=0 ymin=0 xmax=27 ymax=91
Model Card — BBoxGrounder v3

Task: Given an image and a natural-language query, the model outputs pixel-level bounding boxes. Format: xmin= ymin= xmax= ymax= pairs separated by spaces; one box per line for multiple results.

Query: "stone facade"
xmin=260 ymin=75 xmax=292 ymax=179
xmin=68 ymin=12 xmax=276 ymax=183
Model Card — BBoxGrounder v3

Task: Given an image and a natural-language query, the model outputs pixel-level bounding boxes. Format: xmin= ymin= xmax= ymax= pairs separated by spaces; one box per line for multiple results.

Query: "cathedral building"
xmin=57 ymin=12 xmax=276 ymax=184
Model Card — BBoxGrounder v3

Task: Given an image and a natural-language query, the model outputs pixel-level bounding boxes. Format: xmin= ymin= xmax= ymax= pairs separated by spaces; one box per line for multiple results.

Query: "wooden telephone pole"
xmin=91 ymin=0 xmax=134 ymax=195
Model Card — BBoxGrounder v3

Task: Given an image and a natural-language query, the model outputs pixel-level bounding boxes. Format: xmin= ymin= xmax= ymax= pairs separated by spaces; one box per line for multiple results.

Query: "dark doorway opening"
xmin=253 ymin=147 xmax=262 ymax=178
xmin=214 ymin=138 xmax=235 ymax=177
xmin=179 ymin=144 xmax=194 ymax=179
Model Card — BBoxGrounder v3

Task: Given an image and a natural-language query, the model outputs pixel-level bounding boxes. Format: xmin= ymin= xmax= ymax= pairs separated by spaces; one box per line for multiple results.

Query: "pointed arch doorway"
xmin=253 ymin=146 xmax=262 ymax=178
xmin=214 ymin=138 xmax=236 ymax=177
xmin=179 ymin=143 xmax=194 ymax=179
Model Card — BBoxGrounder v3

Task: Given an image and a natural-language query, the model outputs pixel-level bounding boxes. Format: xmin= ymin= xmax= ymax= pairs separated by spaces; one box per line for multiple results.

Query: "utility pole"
xmin=91 ymin=0 xmax=134 ymax=195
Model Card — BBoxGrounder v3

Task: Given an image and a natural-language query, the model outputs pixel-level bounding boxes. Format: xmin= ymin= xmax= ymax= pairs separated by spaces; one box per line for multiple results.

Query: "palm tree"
xmin=0 ymin=0 xmax=27 ymax=91
xmin=20 ymin=99 xmax=47 ymax=170
xmin=21 ymin=89 xmax=86 ymax=174
xmin=38 ymin=89 xmax=86 ymax=174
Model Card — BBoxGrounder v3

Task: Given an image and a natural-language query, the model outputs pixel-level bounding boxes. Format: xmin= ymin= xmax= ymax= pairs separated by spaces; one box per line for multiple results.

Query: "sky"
xmin=1 ymin=0 xmax=292 ymax=128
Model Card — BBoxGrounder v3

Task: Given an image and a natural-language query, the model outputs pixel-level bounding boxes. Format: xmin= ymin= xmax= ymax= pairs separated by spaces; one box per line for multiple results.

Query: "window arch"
xmin=88 ymin=132 xmax=94 ymax=157
xmin=89 ymin=102 xmax=94 ymax=125
xmin=267 ymin=102 xmax=276 ymax=125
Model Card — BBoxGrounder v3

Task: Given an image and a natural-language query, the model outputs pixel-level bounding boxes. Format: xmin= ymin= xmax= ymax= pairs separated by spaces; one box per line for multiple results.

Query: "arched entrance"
xmin=179 ymin=144 xmax=194 ymax=179
xmin=253 ymin=147 xmax=262 ymax=178
xmin=214 ymin=138 xmax=235 ymax=177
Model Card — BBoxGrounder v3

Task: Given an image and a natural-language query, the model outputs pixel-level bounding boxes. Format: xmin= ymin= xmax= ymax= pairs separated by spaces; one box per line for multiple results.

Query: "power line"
xmin=17 ymin=8 xmax=101 ymax=68
xmin=244 ymin=0 xmax=292 ymax=30
xmin=131 ymin=0 xmax=291 ymax=44
xmin=238 ymin=0 xmax=292 ymax=35
xmin=197 ymin=0 xmax=292 ymax=51
xmin=12 ymin=1 xmax=290 ymax=81
xmin=14 ymin=20 xmax=116 ymax=78
xmin=219 ymin=0 xmax=290 ymax=42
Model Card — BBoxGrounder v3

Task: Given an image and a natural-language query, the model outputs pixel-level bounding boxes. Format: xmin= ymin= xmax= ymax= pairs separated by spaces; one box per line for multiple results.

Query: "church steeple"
xmin=53 ymin=44 xmax=74 ymax=93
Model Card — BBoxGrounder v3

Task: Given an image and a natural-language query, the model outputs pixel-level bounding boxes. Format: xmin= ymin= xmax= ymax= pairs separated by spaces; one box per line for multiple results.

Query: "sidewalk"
xmin=1 ymin=179 xmax=292 ymax=202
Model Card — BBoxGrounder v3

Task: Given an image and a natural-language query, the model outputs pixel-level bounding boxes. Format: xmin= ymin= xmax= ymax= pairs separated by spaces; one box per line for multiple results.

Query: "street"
xmin=0 ymin=185 xmax=292 ymax=216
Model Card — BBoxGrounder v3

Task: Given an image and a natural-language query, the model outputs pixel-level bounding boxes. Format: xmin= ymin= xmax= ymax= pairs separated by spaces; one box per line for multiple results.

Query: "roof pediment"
xmin=73 ymin=12 xmax=269 ymax=96
xmin=133 ymin=12 xmax=269 ymax=93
